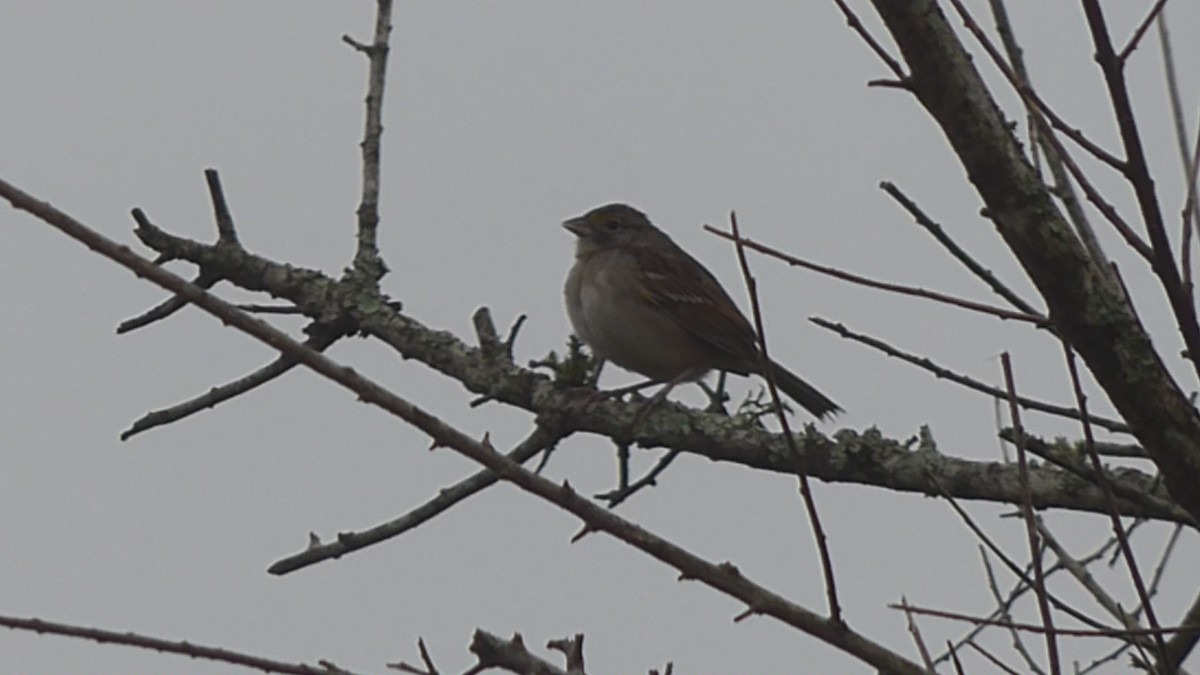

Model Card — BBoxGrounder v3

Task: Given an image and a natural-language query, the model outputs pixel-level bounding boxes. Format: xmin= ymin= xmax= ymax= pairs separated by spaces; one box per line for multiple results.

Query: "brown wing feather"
xmin=633 ymin=244 xmax=760 ymax=367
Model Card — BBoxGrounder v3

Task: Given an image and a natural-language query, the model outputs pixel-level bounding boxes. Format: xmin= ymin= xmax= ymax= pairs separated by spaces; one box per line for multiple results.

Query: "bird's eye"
xmin=603 ymin=219 xmax=621 ymax=232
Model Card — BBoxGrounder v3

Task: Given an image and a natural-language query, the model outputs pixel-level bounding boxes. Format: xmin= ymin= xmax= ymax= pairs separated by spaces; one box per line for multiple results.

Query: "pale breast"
xmin=565 ymin=251 xmax=714 ymax=382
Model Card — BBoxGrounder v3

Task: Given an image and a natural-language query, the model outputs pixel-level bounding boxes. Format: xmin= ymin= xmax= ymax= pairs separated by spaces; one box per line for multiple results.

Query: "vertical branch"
xmin=1184 ymin=128 xmax=1200 ymax=301
xmin=984 ymin=0 xmax=1108 ymax=268
xmin=1062 ymin=344 xmax=1168 ymax=665
xmin=1080 ymin=0 xmax=1200 ymax=385
xmin=1157 ymin=10 xmax=1200 ymax=300
xmin=728 ymin=212 xmax=843 ymax=624
xmin=1001 ymin=353 xmax=1061 ymax=675
xmin=344 ymin=0 xmax=395 ymax=281
xmin=204 ymin=169 xmax=240 ymax=245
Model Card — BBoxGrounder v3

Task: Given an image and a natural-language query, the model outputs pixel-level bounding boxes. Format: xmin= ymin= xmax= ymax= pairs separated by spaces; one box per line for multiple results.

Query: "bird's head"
xmin=562 ymin=203 xmax=671 ymax=255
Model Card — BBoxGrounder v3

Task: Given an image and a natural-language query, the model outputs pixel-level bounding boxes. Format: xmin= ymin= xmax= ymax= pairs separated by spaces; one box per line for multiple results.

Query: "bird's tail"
xmin=766 ymin=359 xmax=843 ymax=421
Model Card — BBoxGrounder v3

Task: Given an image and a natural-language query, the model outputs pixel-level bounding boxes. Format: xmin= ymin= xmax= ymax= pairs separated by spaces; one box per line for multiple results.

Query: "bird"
xmin=562 ymin=203 xmax=841 ymax=420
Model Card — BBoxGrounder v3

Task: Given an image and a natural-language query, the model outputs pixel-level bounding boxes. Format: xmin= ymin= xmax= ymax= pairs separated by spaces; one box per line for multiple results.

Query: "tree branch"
xmin=868 ymin=0 xmax=1200 ymax=524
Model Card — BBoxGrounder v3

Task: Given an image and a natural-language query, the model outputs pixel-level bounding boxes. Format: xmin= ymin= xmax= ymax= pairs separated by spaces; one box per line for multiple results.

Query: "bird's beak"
xmin=562 ymin=217 xmax=588 ymax=237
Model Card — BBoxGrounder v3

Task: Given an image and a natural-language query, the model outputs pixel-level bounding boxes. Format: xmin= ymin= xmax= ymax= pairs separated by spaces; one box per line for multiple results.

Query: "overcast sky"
xmin=3 ymin=2 xmax=1199 ymax=673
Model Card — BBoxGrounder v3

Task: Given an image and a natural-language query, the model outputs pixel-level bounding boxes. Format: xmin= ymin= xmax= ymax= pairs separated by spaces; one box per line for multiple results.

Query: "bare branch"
xmin=204 ymin=168 xmax=240 ymax=245
xmin=893 ymin=603 xmax=1200 ymax=639
xmin=979 ymin=549 xmax=1048 ymax=675
xmin=1005 ymin=434 xmax=1184 ymax=525
xmin=0 ymin=613 xmax=359 ymax=674
xmin=345 ymin=0 xmax=394 ymax=280
xmin=704 ymin=225 xmax=1048 ymax=325
xmin=1062 ymin=344 xmax=1168 ymax=662
xmin=388 ymin=637 xmax=440 ymax=674
xmin=899 ymin=597 xmax=936 ymax=671
xmin=726 ymin=211 xmax=842 ymax=623
xmin=269 ymin=424 xmax=564 ymax=575
xmin=116 ymin=271 xmax=219 ymax=334
xmin=811 ymin=317 xmax=1132 ymax=433
xmin=946 ymin=0 xmax=1126 ymax=173
xmin=118 ymin=169 xmax=247 ymax=334
xmin=1117 ymin=0 xmax=1169 ymax=63
xmin=122 ymin=323 xmax=345 ymax=440
xmin=1163 ymin=592 xmax=1200 ymax=671
xmin=1000 ymin=353 xmax=1061 ymax=674
xmin=469 ymin=632 xmax=568 ymax=675
xmin=984 ymin=0 xmax=1110 ymax=267
xmin=931 ymin=474 xmax=1112 ymax=632
xmin=1081 ymin=0 xmax=1200 ymax=387
xmin=545 ymin=634 xmax=585 ymax=674
xmin=879 ymin=181 xmax=1042 ymax=316
xmin=964 ymin=639 xmax=1024 ymax=675
xmin=595 ymin=449 xmax=680 ymax=508
xmin=831 ymin=0 xmax=907 ymax=80
xmin=1157 ymin=9 xmax=1200 ymax=303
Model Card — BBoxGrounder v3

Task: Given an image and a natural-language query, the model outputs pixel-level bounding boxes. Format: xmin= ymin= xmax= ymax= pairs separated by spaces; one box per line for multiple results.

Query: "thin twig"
xmin=269 ymin=424 xmax=565 ymax=575
xmin=830 ymin=0 xmax=906 ymax=79
xmin=1078 ymin=641 xmax=1135 ymax=675
xmin=949 ymin=0 xmax=1158 ymax=270
xmin=1117 ymin=0 xmax=1169 ymax=63
xmin=704 ymin=226 xmax=1048 ymax=325
xmin=964 ymin=640 xmax=1024 ymax=675
xmin=596 ymin=449 xmax=681 ymax=508
xmin=1033 ymin=517 xmax=1157 ymax=668
xmin=893 ymin=603 xmax=1198 ymax=638
xmin=1000 ymin=353 xmax=1060 ymax=674
xmin=1036 ymin=118 xmax=1155 ymax=264
xmin=204 ymin=168 xmax=240 ymax=245
xmin=121 ymin=323 xmax=345 ymax=440
xmin=946 ymin=640 xmax=966 ymax=675
xmin=979 ymin=548 xmax=1048 ymax=675
xmin=1163 ymin=592 xmax=1200 ymax=670
xmin=0 ymin=613 xmax=358 ymax=674
xmin=237 ymin=303 xmax=305 ymax=314
xmin=116 ymin=271 xmax=219 ymax=333
xmin=727 ymin=211 xmax=842 ymax=623
xmin=811 ymin=318 xmax=1130 ymax=433
xmin=940 ymin=528 xmax=1140 ymax=670
xmin=1140 ymin=524 xmax=1184 ymax=614
xmin=879 ymin=181 xmax=1042 ymax=315
xmin=118 ymin=169 xmax=245 ymax=334
xmin=900 ymin=597 xmax=936 ymax=671
xmin=1062 ymin=344 xmax=1169 ymax=665
xmin=930 ymin=475 xmax=1111 ymax=632
xmin=1157 ymin=10 xmax=1200 ymax=304
xmin=1182 ymin=123 xmax=1200 ymax=318
xmin=946 ymin=0 xmax=1125 ymax=173
xmin=388 ymin=637 xmax=441 ymax=674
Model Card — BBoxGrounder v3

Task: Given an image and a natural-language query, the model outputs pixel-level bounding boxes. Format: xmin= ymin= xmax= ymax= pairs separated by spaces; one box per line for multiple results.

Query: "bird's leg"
xmin=586 ymin=357 xmax=606 ymax=388
xmin=603 ymin=378 xmax=662 ymax=399
xmin=697 ymin=371 xmax=730 ymax=414
xmin=562 ymin=374 xmax=660 ymax=410
xmin=627 ymin=367 xmax=708 ymax=429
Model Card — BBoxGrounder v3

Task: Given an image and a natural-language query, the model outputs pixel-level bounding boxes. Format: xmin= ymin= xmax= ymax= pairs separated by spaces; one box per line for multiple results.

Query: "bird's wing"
xmin=634 ymin=245 xmax=760 ymax=365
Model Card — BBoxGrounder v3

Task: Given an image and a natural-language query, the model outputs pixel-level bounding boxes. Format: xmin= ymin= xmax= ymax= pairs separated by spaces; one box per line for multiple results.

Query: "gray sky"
xmin=3 ymin=2 xmax=1199 ymax=672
